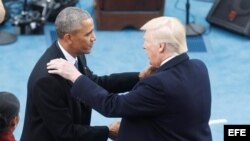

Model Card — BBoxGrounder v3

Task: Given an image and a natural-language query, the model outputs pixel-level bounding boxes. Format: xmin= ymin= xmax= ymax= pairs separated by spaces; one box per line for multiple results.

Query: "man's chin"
xmin=83 ymin=48 xmax=92 ymax=54
xmin=85 ymin=51 xmax=91 ymax=54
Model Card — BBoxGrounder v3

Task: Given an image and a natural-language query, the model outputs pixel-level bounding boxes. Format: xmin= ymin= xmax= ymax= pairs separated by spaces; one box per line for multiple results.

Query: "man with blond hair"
xmin=47 ymin=16 xmax=212 ymax=141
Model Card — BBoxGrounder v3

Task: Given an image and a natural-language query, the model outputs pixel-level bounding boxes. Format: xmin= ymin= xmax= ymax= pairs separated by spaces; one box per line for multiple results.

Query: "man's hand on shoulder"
xmin=47 ymin=58 xmax=82 ymax=83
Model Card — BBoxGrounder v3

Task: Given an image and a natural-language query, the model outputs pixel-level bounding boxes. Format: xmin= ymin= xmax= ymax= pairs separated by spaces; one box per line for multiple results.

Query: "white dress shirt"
xmin=57 ymin=41 xmax=77 ymax=65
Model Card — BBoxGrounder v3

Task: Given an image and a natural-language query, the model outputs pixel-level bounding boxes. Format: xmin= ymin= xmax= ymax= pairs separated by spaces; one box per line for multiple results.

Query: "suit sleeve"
xmin=71 ymin=75 xmax=167 ymax=118
xmin=86 ymin=66 xmax=140 ymax=93
xmin=33 ymin=76 xmax=109 ymax=141
xmin=79 ymin=55 xmax=139 ymax=93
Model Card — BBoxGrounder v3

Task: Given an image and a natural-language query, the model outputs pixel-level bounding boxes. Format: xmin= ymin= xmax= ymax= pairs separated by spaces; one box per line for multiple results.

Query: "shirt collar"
xmin=160 ymin=53 xmax=179 ymax=66
xmin=57 ymin=41 xmax=77 ymax=65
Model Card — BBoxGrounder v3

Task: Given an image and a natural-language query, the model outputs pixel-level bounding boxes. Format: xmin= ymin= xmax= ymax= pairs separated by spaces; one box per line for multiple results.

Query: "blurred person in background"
xmin=0 ymin=91 xmax=20 ymax=141
xmin=0 ymin=0 xmax=5 ymax=23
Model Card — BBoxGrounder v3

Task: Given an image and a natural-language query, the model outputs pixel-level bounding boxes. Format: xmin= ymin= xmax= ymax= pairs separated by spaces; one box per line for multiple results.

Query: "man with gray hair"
xmin=20 ymin=7 xmax=149 ymax=141
xmin=47 ymin=16 xmax=212 ymax=141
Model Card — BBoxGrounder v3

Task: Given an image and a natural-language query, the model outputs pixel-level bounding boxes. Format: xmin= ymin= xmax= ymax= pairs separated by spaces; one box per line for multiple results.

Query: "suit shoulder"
xmin=29 ymin=47 xmax=64 ymax=82
xmin=140 ymin=74 xmax=164 ymax=87
xmin=190 ymin=58 xmax=206 ymax=65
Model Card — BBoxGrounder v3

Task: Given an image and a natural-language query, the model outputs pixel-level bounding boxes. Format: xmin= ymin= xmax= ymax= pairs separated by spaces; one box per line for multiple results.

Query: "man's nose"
xmin=91 ymin=32 xmax=96 ymax=41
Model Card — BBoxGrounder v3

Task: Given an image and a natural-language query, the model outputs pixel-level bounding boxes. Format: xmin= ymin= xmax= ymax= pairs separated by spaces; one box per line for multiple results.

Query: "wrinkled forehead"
xmin=143 ymin=30 xmax=154 ymax=40
xmin=143 ymin=31 xmax=148 ymax=41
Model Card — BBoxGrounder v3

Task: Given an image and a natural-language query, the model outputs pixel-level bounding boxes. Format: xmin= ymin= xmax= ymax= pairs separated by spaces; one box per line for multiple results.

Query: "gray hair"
xmin=55 ymin=7 xmax=91 ymax=38
xmin=141 ymin=16 xmax=188 ymax=54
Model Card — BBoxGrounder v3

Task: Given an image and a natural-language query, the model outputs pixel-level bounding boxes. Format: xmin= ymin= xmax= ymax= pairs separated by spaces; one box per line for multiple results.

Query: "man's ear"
xmin=63 ymin=33 xmax=73 ymax=44
xmin=159 ymin=42 xmax=166 ymax=53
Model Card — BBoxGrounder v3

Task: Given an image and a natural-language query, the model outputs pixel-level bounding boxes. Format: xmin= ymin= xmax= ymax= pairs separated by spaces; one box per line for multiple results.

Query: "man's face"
xmin=71 ymin=18 xmax=96 ymax=55
xmin=143 ymin=31 xmax=160 ymax=68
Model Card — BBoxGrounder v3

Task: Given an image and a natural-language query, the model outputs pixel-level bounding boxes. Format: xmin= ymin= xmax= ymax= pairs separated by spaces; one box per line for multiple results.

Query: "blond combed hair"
xmin=141 ymin=16 xmax=188 ymax=54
